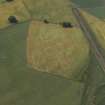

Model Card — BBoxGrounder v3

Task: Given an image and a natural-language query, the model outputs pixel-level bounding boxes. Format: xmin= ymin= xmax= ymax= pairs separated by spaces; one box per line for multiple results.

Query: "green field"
xmin=0 ymin=0 xmax=105 ymax=105
xmin=72 ymin=0 xmax=105 ymax=8
xmin=76 ymin=9 xmax=105 ymax=105
xmin=82 ymin=52 xmax=105 ymax=105
xmin=0 ymin=0 xmax=90 ymax=103
xmin=0 ymin=0 xmax=30 ymax=29
xmin=72 ymin=0 xmax=105 ymax=20
xmin=86 ymin=7 xmax=105 ymax=20
xmin=27 ymin=21 xmax=89 ymax=79
xmin=80 ymin=10 xmax=105 ymax=52
xmin=22 ymin=0 xmax=78 ymax=24
xmin=0 ymin=21 xmax=86 ymax=105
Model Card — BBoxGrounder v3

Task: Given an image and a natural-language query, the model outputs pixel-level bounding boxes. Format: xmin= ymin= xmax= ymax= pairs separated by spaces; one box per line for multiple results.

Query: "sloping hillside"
xmin=71 ymin=0 xmax=105 ymax=8
xmin=0 ymin=0 xmax=30 ymax=29
xmin=72 ymin=0 xmax=105 ymax=20
xmin=0 ymin=21 xmax=85 ymax=105
xmin=0 ymin=0 xmax=93 ymax=105
xmin=27 ymin=21 xmax=89 ymax=78
xmin=20 ymin=0 xmax=78 ymax=23
xmin=80 ymin=10 xmax=105 ymax=51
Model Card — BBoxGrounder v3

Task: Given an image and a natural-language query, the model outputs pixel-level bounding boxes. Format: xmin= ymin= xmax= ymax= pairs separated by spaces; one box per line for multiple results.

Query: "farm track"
xmin=72 ymin=7 xmax=105 ymax=73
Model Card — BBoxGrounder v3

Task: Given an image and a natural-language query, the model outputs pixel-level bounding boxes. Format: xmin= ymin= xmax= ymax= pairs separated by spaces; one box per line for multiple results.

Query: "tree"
xmin=62 ymin=22 xmax=73 ymax=28
xmin=8 ymin=16 xmax=18 ymax=24
xmin=44 ymin=19 xmax=49 ymax=24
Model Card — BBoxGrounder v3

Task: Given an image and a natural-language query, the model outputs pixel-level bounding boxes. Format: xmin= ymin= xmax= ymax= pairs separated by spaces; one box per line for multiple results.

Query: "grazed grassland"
xmin=0 ymin=0 xmax=94 ymax=104
xmin=0 ymin=0 xmax=30 ymax=29
xmin=0 ymin=21 xmax=85 ymax=105
xmin=19 ymin=0 xmax=78 ymax=24
xmin=72 ymin=0 xmax=104 ymax=8
xmin=81 ymin=10 xmax=105 ymax=50
xmin=27 ymin=21 xmax=89 ymax=78
xmin=86 ymin=7 xmax=105 ymax=20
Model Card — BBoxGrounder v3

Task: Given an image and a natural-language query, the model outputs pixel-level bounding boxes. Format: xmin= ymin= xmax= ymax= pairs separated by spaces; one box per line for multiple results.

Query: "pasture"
xmin=0 ymin=21 xmax=85 ymax=105
xmin=81 ymin=10 xmax=105 ymax=51
xmin=27 ymin=21 xmax=89 ymax=79
xmin=0 ymin=0 xmax=30 ymax=29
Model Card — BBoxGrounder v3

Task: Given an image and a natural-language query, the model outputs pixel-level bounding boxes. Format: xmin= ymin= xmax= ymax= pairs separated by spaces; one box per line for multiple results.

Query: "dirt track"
xmin=72 ymin=7 xmax=105 ymax=73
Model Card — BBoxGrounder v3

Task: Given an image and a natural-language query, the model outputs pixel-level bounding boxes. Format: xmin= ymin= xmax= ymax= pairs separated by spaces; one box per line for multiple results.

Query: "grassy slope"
xmin=22 ymin=0 xmax=78 ymax=24
xmin=27 ymin=21 xmax=89 ymax=79
xmin=86 ymin=7 xmax=105 ymax=20
xmin=0 ymin=0 xmax=91 ymax=104
xmin=21 ymin=0 xmax=90 ymax=79
xmin=71 ymin=1 xmax=105 ymax=104
xmin=80 ymin=10 xmax=105 ymax=51
xmin=76 ymin=9 xmax=105 ymax=105
xmin=0 ymin=21 xmax=85 ymax=105
xmin=72 ymin=0 xmax=105 ymax=20
xmin=82 ymin=52 xmax=105 ymax=105
xmin=71 ymin=0 xmax=104 ymax=8
xmin=0 ymin=0 xmax=30 ymax=29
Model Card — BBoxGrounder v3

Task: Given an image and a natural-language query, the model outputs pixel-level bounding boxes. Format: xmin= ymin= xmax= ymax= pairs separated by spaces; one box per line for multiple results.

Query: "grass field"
xmin=72 ymin=0 xmax=105 ymax=8
xmin=72 ymin=0 xmax=105 ymax=20
xmin=20 ymin=0 xmax=78 ymax=24
xmin=1 ymin=0 xmax=104 ymax=104
xmin=76 ymin=9 xmax=105 ymax=105
xmin=0 ymin=21 xmax=86 ymax=105
xmin=27 ymin=21 xmax=90 ymax=79
xmin=86 ymin=7 xmax=105 ymax=20
xmin=0 ymin=0 xmax=30 ymax=29
xmin=81 ymin=51 xmax=105 ymax=105
xmin=80 ymin=10 xmax=105 ymax=51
